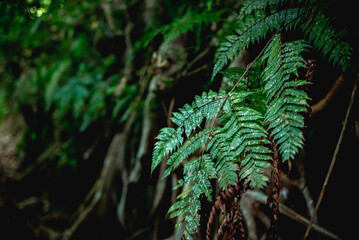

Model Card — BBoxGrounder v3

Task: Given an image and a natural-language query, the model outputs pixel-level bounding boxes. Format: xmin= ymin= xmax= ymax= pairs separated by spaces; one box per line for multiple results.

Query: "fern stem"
xmin=206 ymin=185 xmax=235 ymax=240
xmin=267 ymin=145 xmax=280 ymax=240
xmin=210 ymin=31 xmax=279 ymax=131
xmin=303 ymin=77 xmax=357 ymax=240
xmin=216 ymin=212 xmax=230 ymax=240
xmin=207 ymin=182 xmax=247 ymax=240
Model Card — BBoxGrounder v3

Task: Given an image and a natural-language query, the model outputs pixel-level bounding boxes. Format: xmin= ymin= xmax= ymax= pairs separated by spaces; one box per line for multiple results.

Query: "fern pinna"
xmin=151 ymin=0 xmax=351 ymax=239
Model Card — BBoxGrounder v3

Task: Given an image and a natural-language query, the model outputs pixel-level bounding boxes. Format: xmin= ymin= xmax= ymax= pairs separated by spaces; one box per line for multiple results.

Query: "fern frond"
xmin=213 ymin=0 xmax=352 ymax=79
xmin=168 ymin=154 xmax=215 ymax=240
xmin=143 ymin=9 xmax=223 ymax=48
xmin=153 ymin=87 xmax=274 ymax=238
xmin=152 ymin=90 xmax=225 ymax=174
xmin=162 ymin=10 xmax=222 ymax=44
xmin=171 ymin=90 xmax=224 ymax=137
xmin=300 ymin=7 xmax=352 ymax=70
xmin=212 ymin=7 xmax=303 ymax=79
xmin=209 ymin=90 xmax=273 ymax=189
xmin=239 ymin=0 xmax=281 ymax=18
xmin=151 ymin=1 xmax=353 ymax=239
xmin=151 ymin=127 xmax=184 ymax=174
xmin=162 ymin=129 xmax=212 ymax=179
xmin=224 ymin=103 xmax=272 ymax=188
xmin=262 ymin=33 xmax=310 ymax=161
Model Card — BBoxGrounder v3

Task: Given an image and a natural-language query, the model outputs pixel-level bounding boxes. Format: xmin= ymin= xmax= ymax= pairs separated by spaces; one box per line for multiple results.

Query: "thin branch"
xmin=303 ymin=76 xmax=357 ymax=239
xmin=311 ymin=74 xmax=344 ymax=115
xmin=62 ymin=132 xmax=128 ymax=240
xmin=14 ymin=144 xmax=60 ymax=181
xmin=63 ymin=96 xmax=141 ymax=239
xmin=245 ymin=191 xmax=341 ymax=240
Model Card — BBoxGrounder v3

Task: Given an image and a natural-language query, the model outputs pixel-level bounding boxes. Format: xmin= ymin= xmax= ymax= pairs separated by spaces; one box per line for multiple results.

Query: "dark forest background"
xmin=0 ymin=0 xmax=358 ymax=239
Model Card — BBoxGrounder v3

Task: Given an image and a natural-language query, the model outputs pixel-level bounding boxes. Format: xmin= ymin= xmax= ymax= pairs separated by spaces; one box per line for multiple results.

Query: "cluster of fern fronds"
xmin=151 ymin=0 xmax=351 ymax=239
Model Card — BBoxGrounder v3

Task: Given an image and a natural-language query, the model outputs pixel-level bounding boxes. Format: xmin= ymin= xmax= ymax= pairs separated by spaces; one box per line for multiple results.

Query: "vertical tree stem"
xmin=303 ymin=77 xmax=357 ymax=239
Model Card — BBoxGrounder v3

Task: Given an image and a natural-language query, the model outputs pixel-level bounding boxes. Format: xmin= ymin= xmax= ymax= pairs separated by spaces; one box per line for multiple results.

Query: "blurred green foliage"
xmin=0 ymin=0 xmax=233 ymax=172
xmin=0 ymin=0 xmax=232 ymax=200
xmin=1 ymin=0 xmax=131 ymax=169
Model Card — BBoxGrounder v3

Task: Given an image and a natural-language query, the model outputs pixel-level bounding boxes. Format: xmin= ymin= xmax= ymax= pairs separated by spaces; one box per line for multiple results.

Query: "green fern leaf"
xmin=239 ymin=0 xmax=281 ymax=18
xmin=219 ymin=95 xmax=272 ymax=188
xmin=153 ymin=91 xmax=225 ymax=176
xmin=212 ymin=7 xmax=302 ymax=79
xmin=216 ymin=160 xmax=238 ymax=190
xmin=171 ymin=90 xmax=224 ymax=137
xmin=162 ymin=129 xmax=212 ymax=179
xmin=151 ymin=127 xmax=184 ymax=174
xmin=262 ymin=33 xmax=310 ymax=162
xmin=301 ymin=7 xmax=352 ymax=70
xmin=168 ymin=155 xmax=215 ymax=240
xmin=162 ymin=10 xmax=222 ymax=44
xmin=206 ymin=131 xmax=238 ymax=189
xmin=151 ymin=2 xmax=354 ymax=239
xmin=143 ymin=9 xmax=223 ymax=49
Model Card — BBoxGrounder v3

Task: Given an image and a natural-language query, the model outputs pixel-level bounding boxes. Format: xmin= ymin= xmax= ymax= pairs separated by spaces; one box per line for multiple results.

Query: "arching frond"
xmin=300 ymin=7 xmax=352 ymax=70
xmin=221 ymin=94 xmax=272 ymax=188
xmin=212 ymin=7 xmax=302 ymax=79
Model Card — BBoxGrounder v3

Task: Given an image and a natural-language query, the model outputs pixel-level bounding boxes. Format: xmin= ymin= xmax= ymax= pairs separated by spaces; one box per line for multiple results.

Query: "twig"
xmin=280 ymin=202 xmax=340 ymax=240
xmin=14 ymin=144 xmax=60 ymax=181
xmin=311 ymin=74 xmax=344 ymax=115
xmin=291 ymin=150 xmax=317 ymax=221
xmin=101 ymin=2 xmax=123 ymax=35
xmin=245 ymin=191 xmax=341 ymax=240
xmin=63 ymin=102 xmax=139 ymax=239
xmin=61 ymin=132 xmax=127 ymax=240
xmin=303 ymin=76 xmax=357 ymax=239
